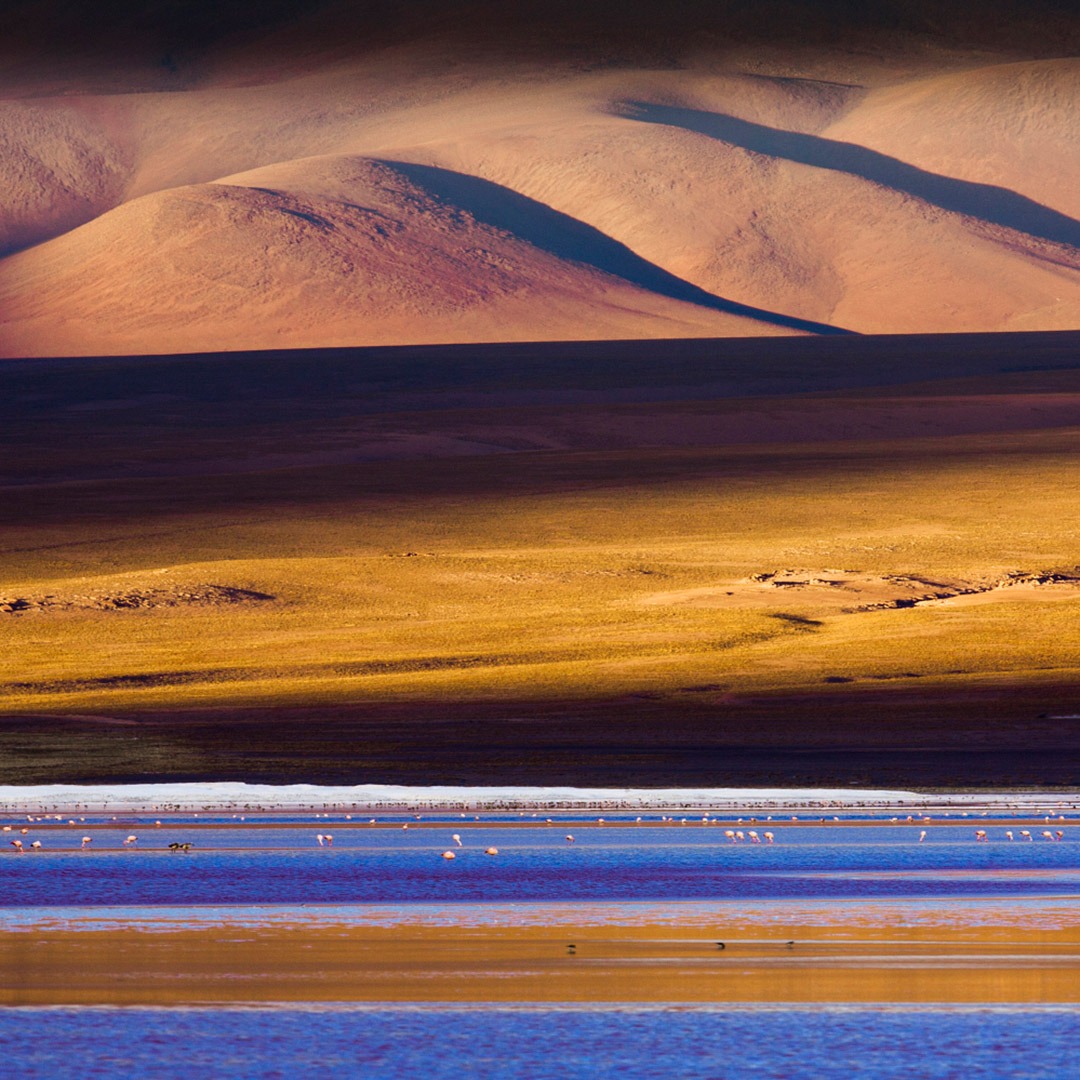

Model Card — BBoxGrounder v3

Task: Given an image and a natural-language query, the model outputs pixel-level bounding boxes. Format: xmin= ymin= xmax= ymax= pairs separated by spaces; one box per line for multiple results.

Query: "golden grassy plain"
xmin=1 ymin=334 xmax=1078 ymax=785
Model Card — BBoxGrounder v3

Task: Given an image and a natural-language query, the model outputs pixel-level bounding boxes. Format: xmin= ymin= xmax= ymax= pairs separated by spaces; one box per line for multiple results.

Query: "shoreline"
xmin=2 ymin=782 xmax=1079 ymax=814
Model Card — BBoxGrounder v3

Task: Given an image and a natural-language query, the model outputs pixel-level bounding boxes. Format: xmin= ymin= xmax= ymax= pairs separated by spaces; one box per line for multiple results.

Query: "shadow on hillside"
xmin=381 ymin=160 xmax=854 ymax=336
xmin=619 ymin=101 xmax=1080 ymax=250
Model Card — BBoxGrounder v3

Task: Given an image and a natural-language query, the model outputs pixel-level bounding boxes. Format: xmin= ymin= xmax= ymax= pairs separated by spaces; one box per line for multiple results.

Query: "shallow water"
xmin=0 ymin=1004 xmax=1076 ymax=1079
xmin=4 ymin=824 xmax=1077 ymax=907
xmin=6 ymin=895 xmax=1078 ymax=933
xmin=4 ymin=817 xmax=1077 ymax=1074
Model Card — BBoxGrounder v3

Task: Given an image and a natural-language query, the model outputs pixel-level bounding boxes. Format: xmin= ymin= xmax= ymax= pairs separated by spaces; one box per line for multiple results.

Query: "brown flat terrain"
xmin=1 ymin=332 xmax=1078 ymax=787
xmin=5 ymin=923 xmax=1078 ymax=1005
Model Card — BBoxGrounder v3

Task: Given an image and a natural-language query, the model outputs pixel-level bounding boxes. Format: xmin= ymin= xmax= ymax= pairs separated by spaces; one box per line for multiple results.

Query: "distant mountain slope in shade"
xmin=0 ymin=1 xmax=1078 ymax=356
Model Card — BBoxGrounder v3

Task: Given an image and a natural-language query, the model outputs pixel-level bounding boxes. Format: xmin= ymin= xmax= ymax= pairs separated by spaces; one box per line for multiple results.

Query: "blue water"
xmin=4 ymin=825 xmax=1077 ymax=906
xmin=0 ymin=1004 xmax=1076 ymax=1079
xmin=5 ymin=821 xmax=1077 ymax=1078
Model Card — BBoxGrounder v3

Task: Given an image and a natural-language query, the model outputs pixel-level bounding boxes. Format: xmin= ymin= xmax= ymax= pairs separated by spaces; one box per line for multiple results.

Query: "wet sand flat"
xmin=5 ymin=922 xmax=1079 ymax=1006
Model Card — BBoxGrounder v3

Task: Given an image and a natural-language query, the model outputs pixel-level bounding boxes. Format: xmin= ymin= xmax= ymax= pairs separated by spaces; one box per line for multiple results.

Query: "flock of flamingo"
xmin=2 ymin=816 xmax=1068 ymax=852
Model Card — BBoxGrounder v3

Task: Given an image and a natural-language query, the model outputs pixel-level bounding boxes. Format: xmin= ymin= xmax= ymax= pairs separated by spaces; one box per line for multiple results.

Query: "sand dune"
xmin=0 ymin=157 xmax=787 ymax=357
xmin=1 ymin=3 xmax=1078 ymax=356
xmin=824 ymin=60 xmax=1080 ymax=220
xmin=0 ymin=100 xmax=132 ymax=257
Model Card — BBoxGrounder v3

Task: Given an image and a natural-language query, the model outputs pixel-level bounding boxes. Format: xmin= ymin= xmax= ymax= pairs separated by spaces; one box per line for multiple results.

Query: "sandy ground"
xmin=4 ymin=923 xmax=1078 ymax=1005
xmin=639 ymin=570 xmax=1080 ymax=614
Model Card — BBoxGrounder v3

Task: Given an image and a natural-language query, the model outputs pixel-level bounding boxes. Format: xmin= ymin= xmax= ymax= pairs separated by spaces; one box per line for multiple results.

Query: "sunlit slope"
xmin=1 ymin=4 xmax=1079 ymax=355
xmin=0 ymin=155 xmax=793 ymax=357
xmin=825 ymin=60 xmax=1080 ymax=220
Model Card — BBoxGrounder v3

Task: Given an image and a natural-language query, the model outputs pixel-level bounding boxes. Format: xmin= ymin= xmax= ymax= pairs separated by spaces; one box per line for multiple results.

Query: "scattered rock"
xmin=0 ymin=584 xmax=275 ymax=615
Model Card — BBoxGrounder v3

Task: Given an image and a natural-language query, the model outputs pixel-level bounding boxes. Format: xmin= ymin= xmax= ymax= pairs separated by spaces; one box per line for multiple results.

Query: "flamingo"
xmin=10 ymin=840 xmax=23 ymax=852
xmin=748 ymin=831 xmax=760 ymax=844
xmin=736 ymin=831 xmax=746 ymax=841
xmin=324 ymin=834 xmax=333 ymax=846
xmin=81 ymin=836 xmax=92 ymax=848
xmin=566 ymin=835 xmax=575 ymax=844
xmin=1020 ymin=830 xmax=1033 ymax=841
xmin=316 ymin=834 xmax=325 ymax=846
xmin=124 ymin=835 xmax=138 ymax=846
xmin=919 ymin=831 xmax=927 ymax=842
xmin=30 ymin=840 xmax=42 ymax=850
xmin=975 ymin=830 xmax=988 ymax=842
xmin=764 ymin=832 xmax=774 ymax=844
xmin=452 ymin=834 xmax=462 ymax=847
xmin=485 ymin=847 xmax=499 ymax=855
xmin=1006 ymin=831 xmax=1014 ymax=841
xmin=441 ymin=850 xmax=456 ymax=860
xmin=1042 ymin=831 xmax=1055 ymax=841
xmin=724 ymin=830 xmax=737 ymax=843
xmin=1056 ymin=831 xmax=1065 ymax=840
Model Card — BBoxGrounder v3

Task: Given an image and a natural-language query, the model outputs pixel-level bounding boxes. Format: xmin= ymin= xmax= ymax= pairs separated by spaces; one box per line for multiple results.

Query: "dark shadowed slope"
xmin=384 ymin=161 xmax=855 ymax=336
xmin=621 ymin=102 xmax=1080 ymax=251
